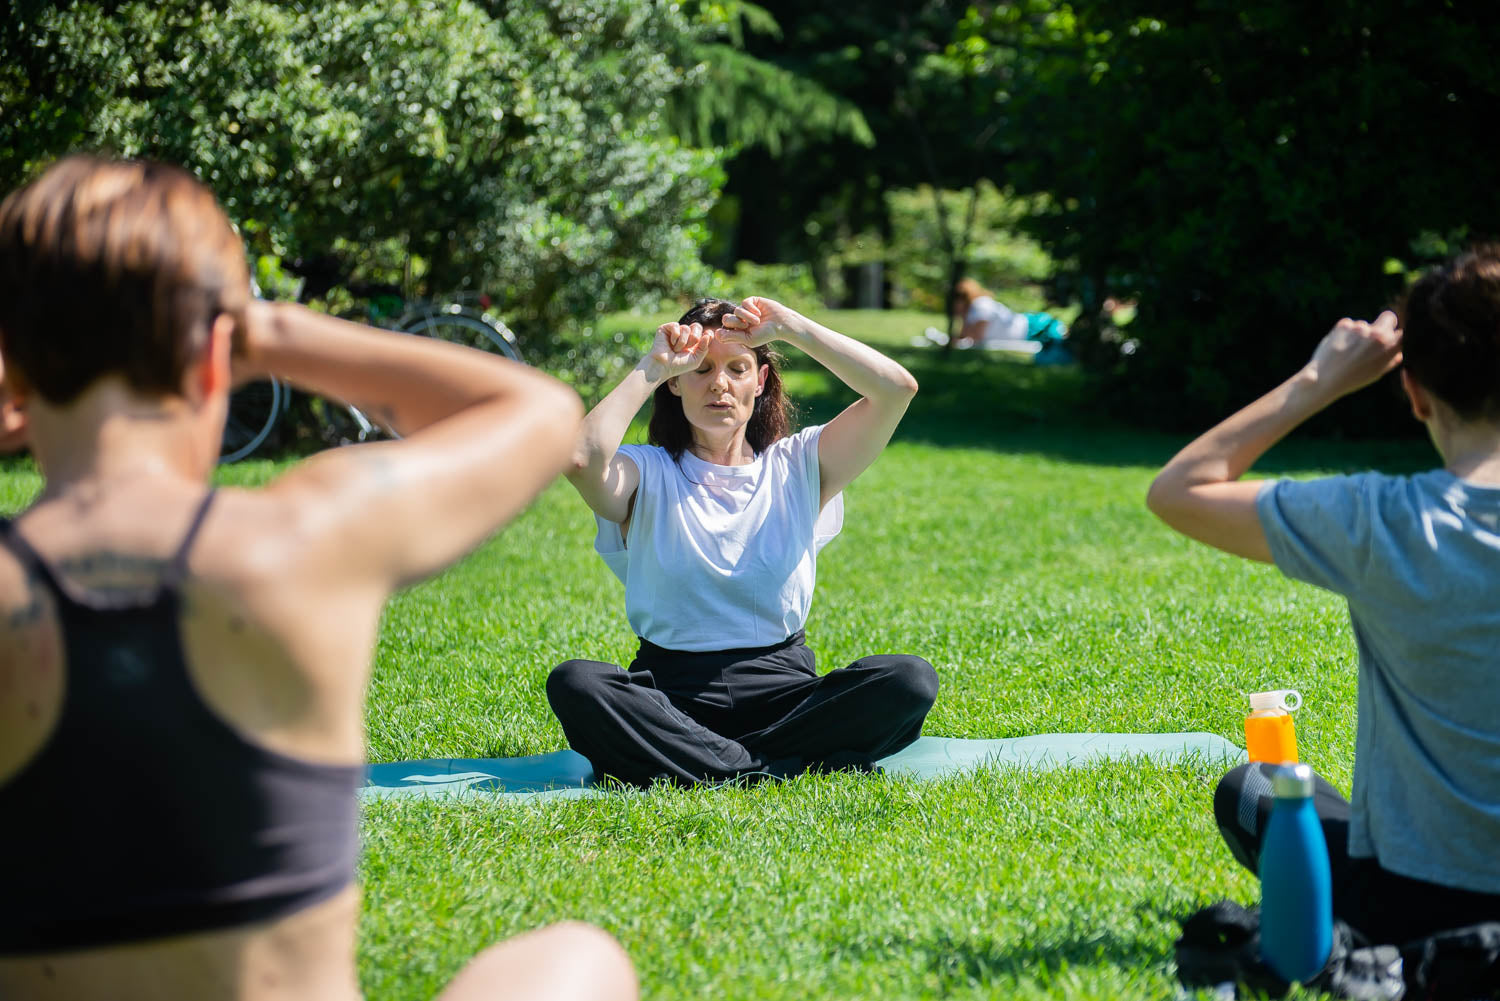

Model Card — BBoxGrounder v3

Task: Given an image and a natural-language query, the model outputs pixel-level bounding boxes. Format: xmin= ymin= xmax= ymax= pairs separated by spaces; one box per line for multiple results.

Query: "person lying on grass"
xmin=0 ymin=155 xmax=635 ymax=1001
xmin=550 ymin=296 xmax=938 ymax=786
xmin=1147 ymin=246 xmax=1500 ymax=945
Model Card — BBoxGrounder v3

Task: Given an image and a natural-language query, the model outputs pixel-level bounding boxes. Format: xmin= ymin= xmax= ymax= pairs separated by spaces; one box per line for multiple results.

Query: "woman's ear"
xmin=1401 ymin=369 xmax=1434 ymax=422
xmin=188 ymin=313 xmax=235 ymax=404
xmin=755 ymin=363 xmax=768 ymax=397
xmin=667 ymin=375 xmax=682 ymax=398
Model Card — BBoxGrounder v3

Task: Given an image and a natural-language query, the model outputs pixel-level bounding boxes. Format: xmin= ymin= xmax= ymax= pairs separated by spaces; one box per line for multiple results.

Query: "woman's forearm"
xmin=781 ymin=318 xmax=918 ymax=404
xmin=1156 ymin=367 xmax=1332 ymax=485
xmin=250 ymin=302 xmax=555 ymax=436
xmin=569 ymin=360 xmax=664 ymax=479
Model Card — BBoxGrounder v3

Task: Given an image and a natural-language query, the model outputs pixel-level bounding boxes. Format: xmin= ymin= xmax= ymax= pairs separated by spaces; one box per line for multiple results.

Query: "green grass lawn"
xmin=1 ymin=329 xmax=1436 ymax=999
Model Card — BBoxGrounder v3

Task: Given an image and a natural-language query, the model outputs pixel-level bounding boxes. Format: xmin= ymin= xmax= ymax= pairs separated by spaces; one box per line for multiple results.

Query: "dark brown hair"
xmin=647 ymin=298 xmax=797 ymax=459
xmin=1399 ymin=245 xmax=1500 ymax=423
xmin=0 ymin=155 xmax=250 ymax=404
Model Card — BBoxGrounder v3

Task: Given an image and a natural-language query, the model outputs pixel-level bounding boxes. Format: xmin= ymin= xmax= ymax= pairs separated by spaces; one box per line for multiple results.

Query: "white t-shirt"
xmin=594 ymin=425 xmax=844 ymax=652
xmin=967 ymin=296 xmax=1029 ymax=342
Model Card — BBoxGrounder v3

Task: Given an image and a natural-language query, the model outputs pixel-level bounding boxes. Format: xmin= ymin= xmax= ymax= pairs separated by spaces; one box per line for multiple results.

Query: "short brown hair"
xmin=647 ymin=298 xmax=797 ymax=459
xmin=0 ymin=155 xmax=249 ymax=404
xmin=1399 ymin=245 xmax=1500 ymax=423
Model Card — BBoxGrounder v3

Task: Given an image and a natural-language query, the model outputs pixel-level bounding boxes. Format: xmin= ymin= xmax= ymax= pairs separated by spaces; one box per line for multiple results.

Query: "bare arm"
xmin=566 ymin=323 xmax=711 ymax=524
xmin=245 ymin=301 xmax=583 ymax=590
xmin=723 ymin=297 xmax=918 ymax=508
xmin=1146 ymin=312 xmax=1403 ymax=562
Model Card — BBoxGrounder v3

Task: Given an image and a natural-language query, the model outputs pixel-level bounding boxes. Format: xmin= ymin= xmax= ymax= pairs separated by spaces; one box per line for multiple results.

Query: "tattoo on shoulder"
xmin=3 ymin=568 xmax=47 ymax=629
xmin=55 ymin=552 xmax=170 ymax=597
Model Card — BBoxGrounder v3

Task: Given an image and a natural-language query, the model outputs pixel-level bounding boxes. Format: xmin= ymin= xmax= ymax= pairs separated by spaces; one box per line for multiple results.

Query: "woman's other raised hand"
xmin=719 ymin=296 xmax=800 ymax=348
xmin=647 ymin=322 xmax=712 ymax=381
xmin=1305 ymin=310 xmax=1404 ymax=400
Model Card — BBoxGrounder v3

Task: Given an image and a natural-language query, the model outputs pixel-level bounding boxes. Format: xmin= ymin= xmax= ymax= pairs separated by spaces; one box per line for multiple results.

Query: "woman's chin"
xmin=695 ymin=410 xmax=745 ymax=428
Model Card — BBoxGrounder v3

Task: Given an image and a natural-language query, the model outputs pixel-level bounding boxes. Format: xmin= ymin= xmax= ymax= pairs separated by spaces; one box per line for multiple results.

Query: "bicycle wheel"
xmin=307 ymin=395 xmax=386 ymax=447
xmin=220 ymin=377 xmax=283 ymax=463
xmin=401 ymin=306 xmax=522 ymax=361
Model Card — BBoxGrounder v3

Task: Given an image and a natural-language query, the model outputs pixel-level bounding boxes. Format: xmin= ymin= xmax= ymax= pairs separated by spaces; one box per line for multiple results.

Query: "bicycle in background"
xmin=220 ymin=259 xmax=521 ymax=462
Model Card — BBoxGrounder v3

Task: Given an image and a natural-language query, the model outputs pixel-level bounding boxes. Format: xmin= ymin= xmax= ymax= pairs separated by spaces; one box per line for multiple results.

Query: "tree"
xmin=977 ymin=0 xmax=1500 ymax=430
xmin=1 ymin=1 xmax=727 ymax=353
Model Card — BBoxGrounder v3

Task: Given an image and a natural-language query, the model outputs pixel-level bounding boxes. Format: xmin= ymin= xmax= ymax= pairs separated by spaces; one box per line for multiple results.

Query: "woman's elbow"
xmin=527 ymin=379 xmax=585 ymax=456
xmin=891 ymin=367 xmax=919 ymax=399
xmin=1145 ymin=472 xmax=1183 ymax=523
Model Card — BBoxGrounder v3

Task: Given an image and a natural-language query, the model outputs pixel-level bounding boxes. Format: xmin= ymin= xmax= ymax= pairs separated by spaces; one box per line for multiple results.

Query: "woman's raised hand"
xmin=647 ymin=321 xmax=712 ymax=380
xmin=1306 ymin=310 xmax=1404 ymax=399
xmin=719 ymin=296 xmax=801 ymax=348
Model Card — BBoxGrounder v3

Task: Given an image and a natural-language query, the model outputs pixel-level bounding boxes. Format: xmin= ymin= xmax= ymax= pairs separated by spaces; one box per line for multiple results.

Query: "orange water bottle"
xmin=1245 ymin=689 xmax=1302 ymax=764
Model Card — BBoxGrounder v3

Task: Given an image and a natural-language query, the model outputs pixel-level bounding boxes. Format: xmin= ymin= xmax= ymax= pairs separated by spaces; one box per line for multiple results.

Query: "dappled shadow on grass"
xmin=832 ymin=921 xmax=1172 ymax=992
xmin=788 ymin=345 xmax=1436 ymax=475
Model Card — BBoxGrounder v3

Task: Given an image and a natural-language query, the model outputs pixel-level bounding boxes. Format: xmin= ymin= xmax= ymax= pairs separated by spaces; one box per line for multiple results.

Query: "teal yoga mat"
xmin=362 ymin=733 xmax=1245 ymax=802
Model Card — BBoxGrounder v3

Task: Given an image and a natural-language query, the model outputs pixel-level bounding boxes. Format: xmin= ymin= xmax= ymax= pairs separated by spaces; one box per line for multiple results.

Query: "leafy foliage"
xmin=963 ymin=0 xmax=1500 ymax=430
xmin=665 ymin=2 xmax=874 ymax=156
xmin=1 ymin=1 xmax=726 ymax=356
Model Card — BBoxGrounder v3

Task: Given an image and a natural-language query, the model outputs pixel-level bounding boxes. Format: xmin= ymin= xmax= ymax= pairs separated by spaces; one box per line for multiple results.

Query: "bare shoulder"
xmin=178 ymin=488 xmax=378 ymax=761
xmin=0 ymin=541 xmax=63 ymax=782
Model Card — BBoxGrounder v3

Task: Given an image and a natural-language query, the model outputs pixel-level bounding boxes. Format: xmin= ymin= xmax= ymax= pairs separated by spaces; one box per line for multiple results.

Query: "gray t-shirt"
xmin=1257 ymin=470 xmax=1500 ymax=892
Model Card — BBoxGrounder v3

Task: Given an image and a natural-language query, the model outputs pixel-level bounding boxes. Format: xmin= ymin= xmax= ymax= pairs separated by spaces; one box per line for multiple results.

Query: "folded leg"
xmin=547 ymin=659 xmax=774 ymax=787
xmin=735 ymin=654 xmax=939 ymax=769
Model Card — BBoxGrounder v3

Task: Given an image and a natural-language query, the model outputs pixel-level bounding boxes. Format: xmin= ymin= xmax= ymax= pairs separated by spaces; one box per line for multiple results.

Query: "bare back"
xmin=0 ymin=482 xmax=383 ymax=1001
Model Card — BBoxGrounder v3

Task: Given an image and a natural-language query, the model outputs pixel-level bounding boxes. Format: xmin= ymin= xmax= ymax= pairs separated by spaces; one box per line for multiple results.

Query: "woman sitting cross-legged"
xmin=1146 ymin=247 xmax=1500 ymax=945
xmin=549 ymin=296 xmax=938 ymax=787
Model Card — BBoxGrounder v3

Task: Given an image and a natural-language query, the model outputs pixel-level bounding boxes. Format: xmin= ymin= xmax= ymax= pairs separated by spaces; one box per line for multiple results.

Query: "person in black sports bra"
xmin=0 ymin=156 xmax=636 ymax=1001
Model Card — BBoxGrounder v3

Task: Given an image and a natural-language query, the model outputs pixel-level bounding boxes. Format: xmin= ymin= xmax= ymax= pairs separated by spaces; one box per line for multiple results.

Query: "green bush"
xmin=969 ymin=0 xmax=1500 ymax=433
xmin=1 ymin=0 xmax=726 ymax=367
xmin=710 ymin=260 xmax=824 ymax=314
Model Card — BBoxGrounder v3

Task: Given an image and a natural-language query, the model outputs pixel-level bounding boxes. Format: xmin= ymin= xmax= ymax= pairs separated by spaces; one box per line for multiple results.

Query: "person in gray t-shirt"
xmin=1146 ymin=246 xmax=1500 ymax=945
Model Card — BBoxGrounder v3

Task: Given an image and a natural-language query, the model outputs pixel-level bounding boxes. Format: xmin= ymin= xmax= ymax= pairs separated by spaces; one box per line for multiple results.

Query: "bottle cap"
xmin=1249 ymin=689 xmax=1302 ymax=712
xmin=1271 ymin=762 xmax=1315 ymax=798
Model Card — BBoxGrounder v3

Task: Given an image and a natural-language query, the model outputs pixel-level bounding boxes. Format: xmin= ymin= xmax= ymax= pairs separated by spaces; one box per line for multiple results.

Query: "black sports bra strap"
xmin=161 ymin=490 xmax=218 ymax=589
xmin=0 ymin=515 xmax=64 ymax=593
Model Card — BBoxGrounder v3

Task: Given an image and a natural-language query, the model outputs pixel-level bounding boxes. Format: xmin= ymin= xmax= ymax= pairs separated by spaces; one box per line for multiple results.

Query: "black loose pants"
xmin=1215 ymin=762 xmax=1500 ymax=944
xmin=547 ymin=631 xmax=938 ymax=787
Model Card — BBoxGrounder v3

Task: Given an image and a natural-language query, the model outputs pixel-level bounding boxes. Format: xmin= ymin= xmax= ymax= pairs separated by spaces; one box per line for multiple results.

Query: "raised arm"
xmin=722 ymin=297 xmax=918 ymax=507
xmin=1146 ymin=311 xmax=1403 ymax=561
xmin=245 ymin=301 xmax=583 ymax=590
xmin=566 ymin=322 xmax=711 ymax=524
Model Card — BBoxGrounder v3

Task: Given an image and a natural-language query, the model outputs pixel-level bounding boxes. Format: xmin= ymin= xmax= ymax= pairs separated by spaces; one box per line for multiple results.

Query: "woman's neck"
xmin=687 ymin=426 xmax=754 ymax=466
xmin=28 ymin=383 xmax=212 ymax=498
xmin=1433 ymin=417 xmax=1500 ymax=486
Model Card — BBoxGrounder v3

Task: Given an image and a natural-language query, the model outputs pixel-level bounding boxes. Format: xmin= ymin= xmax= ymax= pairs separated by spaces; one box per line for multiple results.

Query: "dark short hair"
xmin=0 ymin=155 xmax=250 ymax=404
xmin=648 ymin=297 xmax=797 ymax=459
xmin=1400 ymin=246 xmax=1500 ymax=423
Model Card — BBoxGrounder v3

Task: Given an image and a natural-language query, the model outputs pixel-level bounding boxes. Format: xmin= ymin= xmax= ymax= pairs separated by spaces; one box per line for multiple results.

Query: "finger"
xmin=1373 ymin=310 xmax=1399 ymax=331
xmin=721 ymin=314 xmax=745 ymax=329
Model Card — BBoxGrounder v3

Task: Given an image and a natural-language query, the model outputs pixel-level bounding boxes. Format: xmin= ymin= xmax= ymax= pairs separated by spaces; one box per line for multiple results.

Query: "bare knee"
xmin=438 ymin=921 xmax=637 ymax=1001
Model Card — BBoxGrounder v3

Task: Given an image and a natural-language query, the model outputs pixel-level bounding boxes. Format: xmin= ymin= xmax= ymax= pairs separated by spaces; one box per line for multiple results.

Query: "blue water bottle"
xmin=1258 ymin=763 xmax=1333 ymax=983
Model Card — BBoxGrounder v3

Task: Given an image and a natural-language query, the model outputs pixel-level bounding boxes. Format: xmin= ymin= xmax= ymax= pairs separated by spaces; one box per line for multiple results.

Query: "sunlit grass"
xmin=1 ymin=344 xmax=1434 ymax=1000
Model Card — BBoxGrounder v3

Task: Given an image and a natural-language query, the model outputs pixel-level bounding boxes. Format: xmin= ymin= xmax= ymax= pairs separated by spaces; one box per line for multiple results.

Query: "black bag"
xmin=1173 ymin=900 xmax=1500 ymax=1000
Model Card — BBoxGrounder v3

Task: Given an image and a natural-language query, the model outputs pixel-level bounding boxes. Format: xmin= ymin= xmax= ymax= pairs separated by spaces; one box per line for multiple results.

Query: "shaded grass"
xmin=0 ymin=343 xmax=1435 ymax=1000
